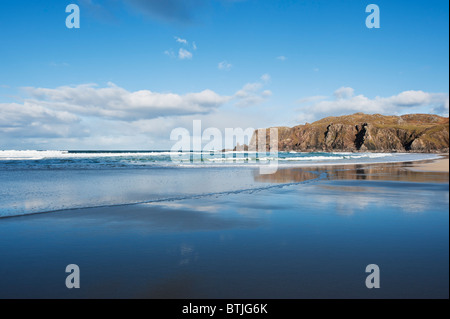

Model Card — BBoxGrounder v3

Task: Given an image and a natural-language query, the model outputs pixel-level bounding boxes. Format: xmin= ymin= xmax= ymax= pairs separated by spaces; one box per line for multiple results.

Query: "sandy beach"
xmin=409 ymin=155 xmax=449 ymax=173
xmin=1 ymin=0 xmax=448 ymax=306
xmin=0 ymin=159 xmax=448 ymax=299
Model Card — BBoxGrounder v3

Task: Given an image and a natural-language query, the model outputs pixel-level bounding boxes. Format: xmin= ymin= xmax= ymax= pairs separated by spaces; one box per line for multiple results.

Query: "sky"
xmin=0 ymin=0 xmax=448 ymax=150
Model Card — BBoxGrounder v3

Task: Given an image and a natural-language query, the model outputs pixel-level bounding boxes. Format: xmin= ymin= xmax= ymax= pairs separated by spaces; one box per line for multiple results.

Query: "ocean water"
xmin=0 ymin=150 xmax=441 ymax=169
xmin=0 ymin=150 xmax=441 ymax=218
xmin=0 ymin=166 xmax=447 ymax=298
xmin=0 ymin=150 xmax=448 ymax=298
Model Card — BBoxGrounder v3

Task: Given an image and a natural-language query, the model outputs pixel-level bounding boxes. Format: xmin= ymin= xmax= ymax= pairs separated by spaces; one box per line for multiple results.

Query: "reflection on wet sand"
xmin=0 ymin=159 xmax=448 ymax=299
xmin=17 ymin=202 xmax=265 ymax=233
xmin=254 ymin=161 xmax=449 ymax=184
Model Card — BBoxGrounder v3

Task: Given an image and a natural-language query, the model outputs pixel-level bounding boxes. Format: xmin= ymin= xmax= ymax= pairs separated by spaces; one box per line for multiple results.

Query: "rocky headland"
xmin=248 ymin=113 xmax=449 ymax=153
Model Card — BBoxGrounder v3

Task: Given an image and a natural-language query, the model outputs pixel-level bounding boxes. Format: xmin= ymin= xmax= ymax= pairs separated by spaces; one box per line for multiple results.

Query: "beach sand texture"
xmin=409 ymin=156 xmax=449 ymax=173
xmin=0 ymin=159 xmax=448 ymax=299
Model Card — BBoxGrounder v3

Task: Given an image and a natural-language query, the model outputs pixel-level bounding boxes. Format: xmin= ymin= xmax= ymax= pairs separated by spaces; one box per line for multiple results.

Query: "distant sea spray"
xmin=0 ymin=150 xmax=440 ymax=170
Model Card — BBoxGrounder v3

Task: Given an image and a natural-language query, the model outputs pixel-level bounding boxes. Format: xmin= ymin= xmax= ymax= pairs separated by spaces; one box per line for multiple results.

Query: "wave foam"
xmin=0 ymin=150 xmax=177 ymax=160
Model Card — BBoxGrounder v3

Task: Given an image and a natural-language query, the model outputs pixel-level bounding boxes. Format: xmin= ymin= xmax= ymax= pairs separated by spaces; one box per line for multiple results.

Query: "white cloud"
xmin=261 ymin=90 xmax=272 ymax=97
xmin=175 ymin=36 xmax=188 ymax=44
xmin=431 ymin=94 xmax=449 ymax=116
xmin=295 ymin=87 xmax=449 ymax=123
xmin=237 ymin=83 xmax=262 ymax=94
xmin=24 ymin=83 xmax=231 ymax=121
xmin=333 ymin=87 xmax=354 ymax=100
xmin=218 ymin=61 xmax=232 ymax=70
xmin=167 ymin=37 xmax=196 ymax=59
xmin=389 ymin=90 xmax=432 ymax=106
xmin=234 ymin=75 xmax=272 ymax=108
xmin=276 ymin=56 xmax=286 ymax=61
xmin=178 ymin=48 xmax=193 ymax=60
xmin=0 ymin=81 xmax=274 ymax=149
xmin=260 ymin=73 xmax=271 ymax=83
xmin=0 ymin=101 xmax=85 ymax=138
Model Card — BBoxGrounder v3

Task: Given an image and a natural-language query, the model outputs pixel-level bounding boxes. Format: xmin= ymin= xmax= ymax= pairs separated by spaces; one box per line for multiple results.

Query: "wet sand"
xmin=408 ymin=155 xmax=449 ymax=173
xmin=0 ymin=160 xmax=448 ymax=299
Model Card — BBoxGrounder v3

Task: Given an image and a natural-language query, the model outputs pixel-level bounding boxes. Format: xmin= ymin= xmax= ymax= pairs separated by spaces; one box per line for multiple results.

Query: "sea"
xmin=0 ymin=150 xmax=448 ymax=298
xmin=0 ymin=150 xmax=441 ymax=218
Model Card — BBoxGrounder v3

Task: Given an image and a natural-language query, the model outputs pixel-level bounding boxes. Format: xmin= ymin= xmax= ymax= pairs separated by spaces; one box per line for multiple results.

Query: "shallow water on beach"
xmin=0 ymin=167 xmax=275 ymax=217
xmin=0 ymin=152 xmax=444 ymax=218
xmin=0 ymin=162 xmax=448 ymax=298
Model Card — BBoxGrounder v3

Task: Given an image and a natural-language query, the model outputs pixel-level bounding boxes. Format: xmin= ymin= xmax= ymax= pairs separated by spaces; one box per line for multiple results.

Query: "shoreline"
xmin=407 ymin=154 xmax=449 ymax=173
xmin=0 ymin=158 xmax=448 ymax=299
xmin=0 ymin=156 xmax=448 ymax=220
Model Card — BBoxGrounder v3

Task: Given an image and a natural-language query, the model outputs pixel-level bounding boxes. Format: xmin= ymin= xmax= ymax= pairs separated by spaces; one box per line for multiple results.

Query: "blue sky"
xmin=0 ymin=0 xmax=448 ymax=150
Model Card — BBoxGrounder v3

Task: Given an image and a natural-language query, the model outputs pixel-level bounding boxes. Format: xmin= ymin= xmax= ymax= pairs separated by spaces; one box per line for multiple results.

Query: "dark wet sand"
xmin=0 ymin=160 xmax=448 ymax=299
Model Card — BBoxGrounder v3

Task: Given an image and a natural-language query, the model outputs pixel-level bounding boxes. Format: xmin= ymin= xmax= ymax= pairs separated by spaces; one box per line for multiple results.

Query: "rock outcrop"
xmin=249 ymin=113 xmax=449 ymax=153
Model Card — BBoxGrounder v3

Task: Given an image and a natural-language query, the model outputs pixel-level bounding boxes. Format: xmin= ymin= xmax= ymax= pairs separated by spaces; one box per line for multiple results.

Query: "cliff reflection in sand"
xmin=254 ymin=162 xmax=449 ymax=184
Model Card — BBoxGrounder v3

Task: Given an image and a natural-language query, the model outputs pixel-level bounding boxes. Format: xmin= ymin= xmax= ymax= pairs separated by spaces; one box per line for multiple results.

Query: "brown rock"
xmin=249 ymin=113 xmax=449 ymax=153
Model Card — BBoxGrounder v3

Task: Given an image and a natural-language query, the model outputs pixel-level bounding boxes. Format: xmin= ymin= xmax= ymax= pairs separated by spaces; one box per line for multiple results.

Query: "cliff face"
xmin=249 ymin=113 xmax=449 ymax=153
